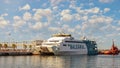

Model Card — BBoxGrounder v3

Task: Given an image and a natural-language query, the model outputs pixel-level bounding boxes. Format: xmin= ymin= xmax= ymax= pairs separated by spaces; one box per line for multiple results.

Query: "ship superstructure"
xmin=40 ymin=33 xmax=98 ymax=55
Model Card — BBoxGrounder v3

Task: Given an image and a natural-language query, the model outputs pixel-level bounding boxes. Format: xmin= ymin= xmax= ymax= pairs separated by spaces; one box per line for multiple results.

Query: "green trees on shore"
xmin=0 ymin=43 xmax=2 ymax=50
xmin=12 ymin=44 xmax=17 ymax=51
xmin=29 ymin=45 xmax=32 ymax=51
xmin=23 ymin=44 xmax=27 ymax=51
xmin=4 ymin=43 xmax=8 ymax=50
xmin=0 ymin=42 xmax=34 ymax=51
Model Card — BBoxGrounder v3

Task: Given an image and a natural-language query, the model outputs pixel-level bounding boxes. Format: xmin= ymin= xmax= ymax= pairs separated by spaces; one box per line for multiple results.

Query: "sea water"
xmin=0 ymin=54 xmax=120 ymax=68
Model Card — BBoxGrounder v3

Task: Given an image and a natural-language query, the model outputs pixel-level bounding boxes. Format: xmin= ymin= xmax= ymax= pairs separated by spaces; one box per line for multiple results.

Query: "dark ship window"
xmin=63 ymin=44 xmax=66 ymax=46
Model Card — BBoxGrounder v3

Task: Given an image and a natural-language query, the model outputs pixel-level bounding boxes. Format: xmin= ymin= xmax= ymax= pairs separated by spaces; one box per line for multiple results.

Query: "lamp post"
xmin=8 ymin=32 xmax=11 ymax=50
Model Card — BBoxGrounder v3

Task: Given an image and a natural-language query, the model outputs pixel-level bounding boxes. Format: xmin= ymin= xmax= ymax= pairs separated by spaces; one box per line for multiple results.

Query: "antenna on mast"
xmin=112 ymin=39 xmax=115 ymax=47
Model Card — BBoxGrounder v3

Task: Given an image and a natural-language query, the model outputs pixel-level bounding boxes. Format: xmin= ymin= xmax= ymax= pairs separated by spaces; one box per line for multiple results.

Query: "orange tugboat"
xmin=100 ymin=40 xmax=119 ymax=55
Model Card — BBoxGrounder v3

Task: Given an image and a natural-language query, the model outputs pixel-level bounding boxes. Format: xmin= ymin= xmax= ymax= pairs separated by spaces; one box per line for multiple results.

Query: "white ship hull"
xmin=54 ymin=51 xmax=87 ymax=55
xmin=40 ymin=44 xmax=88 ymax=55
xmin=40 ymin=33 xmax=98 ymax=55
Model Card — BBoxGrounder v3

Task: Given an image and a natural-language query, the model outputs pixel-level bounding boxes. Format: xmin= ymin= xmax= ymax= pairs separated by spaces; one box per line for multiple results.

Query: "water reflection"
xmin=0 ymin=55 xmax=88 ymax=68
xmin=0 ymin=55 xmax=120 ymax=68
xmin=97 ymin=55 xmax=120 ymax=68
xmin=86 ymin=56 xmax=98 ymax=68
xmin=39 ymin=55 xmax=88 ymax=68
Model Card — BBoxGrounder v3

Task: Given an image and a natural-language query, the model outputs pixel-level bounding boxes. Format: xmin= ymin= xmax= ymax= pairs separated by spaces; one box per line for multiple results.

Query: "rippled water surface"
xmin=0 ymin=54 xmax=120 ymax=68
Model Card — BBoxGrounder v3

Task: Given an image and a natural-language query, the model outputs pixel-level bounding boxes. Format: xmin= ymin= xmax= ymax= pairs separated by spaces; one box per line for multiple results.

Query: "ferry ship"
xmin=40 ymin=33 xmax=98 ymax=55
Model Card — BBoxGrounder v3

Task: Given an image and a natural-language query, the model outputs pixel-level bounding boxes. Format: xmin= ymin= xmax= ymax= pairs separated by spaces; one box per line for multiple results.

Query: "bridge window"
xmin=68 ymin=44 xmax=85 ymax=49
xmin=49 ymin=40 xmax=59 ymax=42
xmin=63 ymin=44 xmax=66 ymax=46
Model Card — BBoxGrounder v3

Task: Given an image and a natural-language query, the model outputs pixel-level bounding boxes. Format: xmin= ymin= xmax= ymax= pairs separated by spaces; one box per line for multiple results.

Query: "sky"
xmin=0 ymin=0 xmax=120 ymax=49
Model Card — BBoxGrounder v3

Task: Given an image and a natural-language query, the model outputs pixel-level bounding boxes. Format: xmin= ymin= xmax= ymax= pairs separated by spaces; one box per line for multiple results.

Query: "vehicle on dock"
xmin=40 ymin=33 xmax=98 ymax=55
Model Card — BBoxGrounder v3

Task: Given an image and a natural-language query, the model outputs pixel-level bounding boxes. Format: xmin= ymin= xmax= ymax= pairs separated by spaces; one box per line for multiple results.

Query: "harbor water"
xmin=0 ymin=55 xmax=120 ymax=68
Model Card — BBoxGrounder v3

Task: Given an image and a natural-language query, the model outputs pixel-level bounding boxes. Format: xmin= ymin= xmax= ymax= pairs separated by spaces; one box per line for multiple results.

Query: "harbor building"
xmin=0 ymin=40 xmax=44 ymax=55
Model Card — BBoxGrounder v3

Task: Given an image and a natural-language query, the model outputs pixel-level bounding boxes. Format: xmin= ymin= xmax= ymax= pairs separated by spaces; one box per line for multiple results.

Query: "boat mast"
xmin=112 ymin=40 xmax=114 ymax=47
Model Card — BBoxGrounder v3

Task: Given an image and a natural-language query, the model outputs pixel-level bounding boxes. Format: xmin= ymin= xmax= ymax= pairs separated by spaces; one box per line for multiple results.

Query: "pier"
xmin=0 ymin=50 xmax=32 ymax=56
xmin=0 ymin=40 xmax=43 ymax=56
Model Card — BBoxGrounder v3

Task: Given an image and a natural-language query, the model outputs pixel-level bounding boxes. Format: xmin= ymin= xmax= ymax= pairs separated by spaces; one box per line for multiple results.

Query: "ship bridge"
xmin=52 ymin=33 xmax=71 ymax=37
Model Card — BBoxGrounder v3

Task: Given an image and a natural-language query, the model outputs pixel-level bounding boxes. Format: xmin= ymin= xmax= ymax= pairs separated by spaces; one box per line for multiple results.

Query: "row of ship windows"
xmin=63 ymin=44 xmax=85 ymax=49
xmin=65 ymin=41 xmax=96 ymax=45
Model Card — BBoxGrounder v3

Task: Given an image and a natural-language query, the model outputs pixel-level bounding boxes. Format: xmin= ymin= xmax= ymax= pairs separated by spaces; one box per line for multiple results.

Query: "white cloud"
xmin=61 ymin=14 xmax=73 ymax=22
xmin=1 ymin=13 xmax=8 ymax=17
xmin=48 ymin=27 xmax=59 ymax=32
xmin=117 ymin=28 xmax=120 ymax=31
xmin=74 ymin=14 xmax=81 ymax=20
xmin=49 ymin=0 xmax=65 ymax=6
xmin=29 ymin=22 xmax=42 ymax=30
xmin=99 ymin=0 xmax=114 ymax=3
xmin=48 ymin=24 xmax=70 ymax=32
xmin=81 ymin=22 xmax=88 ymax=32
xmin=82 ymin=16 xmax=88 ymax=21
xmin=4 ymin=0 xmax=11 ymax=4
xmin=25 ymin=8 xmax=53 ymax=31
xmin=76 ymin=7 xmax=100 ymax=14
xmin=87 ymin=7 xmax=100 ymax=14
xmin=81 ymin=15 xmax=113 ymax=36
xmin=48 ymin=24 xmax=75 ymax=33
xmin=60 ymin=9 xmax=73 ymax=22
xmin=67 ymin=28 xmax=75 ymax=33
xmin=100 ymin=24 xmax=116 ymax=32
xmin=76 ymin=7 xmax=84 ymax=14
xmin=0 ymin=16 xmax=9 ymax=28
xmin=118 ymin=20 xmax=120 ymax=25
xmin=69 ymin=0 xmax=76 ymax=8
xmin=63 ymin=24 xmax=74 ymax=33
xmin=43 ymin=22 xmax=50 ymax=27
xmin=32 ymin=8 xmax=37 ymax=11
xmin=23 ymin=12 xmax=32 ymax=21
xmin=33 ymin=8 xmax=52 ymax=21
xmin=52 ymin=6 xmax=58 ymax=11
xmin=59 ymin=7 xmax=100 ymax=22
xmin=1 ymin=0 xmax=120 ymax=49
xmin=62 ymin=24 xmax=69 ymax=29
xmin=106 ymin=33 xmax=116 ymax=37
xmin=62 ymin=24 xmax=77 ymax=33
xmin=75 ymin=25 xmax=81 ymax=29
xmin=104 ymin=8 xmax=110 ymax=13
xmin=13 ymin=16 xmax=26 ymax=28
xmin=90 ymin=15 xmax=113 ymax=24
xmin=33 ymin=13 xmax=42 ymax=21
xmin=13 ymin=16 xmax=21 ymax=20
xmin=61 ymin=9 xmax=70 ymax=16
xmin=19 ymin=4 xmax=30 ymax=11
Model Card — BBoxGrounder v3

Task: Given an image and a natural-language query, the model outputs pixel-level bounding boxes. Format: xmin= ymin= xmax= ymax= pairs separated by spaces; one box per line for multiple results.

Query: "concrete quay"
xmin=0 ymin=50 xmax=33 ymax=56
